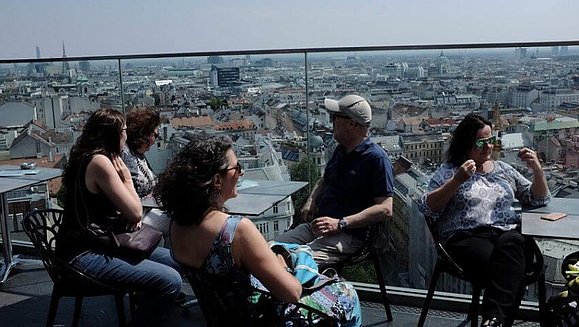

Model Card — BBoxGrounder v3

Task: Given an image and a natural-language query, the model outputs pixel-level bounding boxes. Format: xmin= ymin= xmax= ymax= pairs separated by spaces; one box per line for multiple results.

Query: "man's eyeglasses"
xmin=223 ymin=162 xmax=242 ymax=174
xmin=473 ymin=136 xmax=497 ymax=149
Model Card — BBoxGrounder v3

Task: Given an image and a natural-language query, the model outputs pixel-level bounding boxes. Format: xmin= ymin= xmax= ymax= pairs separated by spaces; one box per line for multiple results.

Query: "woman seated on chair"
xmin=56 ymin=108 xmax=182 ymax=326
xmin=418 ymin=113 xmax=550 ymax=327
xmin=121 ymin=107 xmax=171 ymax=239
xmin=154 ymin=134 xmax=361 ymax=326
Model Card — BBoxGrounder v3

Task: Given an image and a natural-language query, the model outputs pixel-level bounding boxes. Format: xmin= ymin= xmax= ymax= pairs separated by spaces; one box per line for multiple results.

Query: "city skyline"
xmin=1 ymin=0 xmax=579 ymax=60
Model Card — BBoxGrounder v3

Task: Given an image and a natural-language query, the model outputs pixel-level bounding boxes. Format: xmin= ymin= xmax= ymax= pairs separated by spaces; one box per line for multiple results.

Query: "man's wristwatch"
xmin=338 ymin=218 xmax=348 ymax=231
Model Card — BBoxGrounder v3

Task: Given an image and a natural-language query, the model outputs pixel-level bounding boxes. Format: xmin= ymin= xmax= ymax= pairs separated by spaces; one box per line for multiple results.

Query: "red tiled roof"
xmin=169 ymin=116 xmax=213 ymax=128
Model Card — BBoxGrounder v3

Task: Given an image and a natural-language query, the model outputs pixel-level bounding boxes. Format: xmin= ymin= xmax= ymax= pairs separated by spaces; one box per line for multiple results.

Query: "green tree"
xmin=289 ymin=155 xmax=321 ymax=212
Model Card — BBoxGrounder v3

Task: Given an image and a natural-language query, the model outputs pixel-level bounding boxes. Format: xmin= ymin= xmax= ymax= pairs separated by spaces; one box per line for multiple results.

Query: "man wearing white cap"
xmin=275 ymin=94 xmax=394 ymax=265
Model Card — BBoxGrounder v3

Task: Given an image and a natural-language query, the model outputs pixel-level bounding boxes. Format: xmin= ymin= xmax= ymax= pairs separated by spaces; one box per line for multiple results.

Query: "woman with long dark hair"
xmin=419 ymin=113 xmax=550 ymax=327
xmin=57 ymin=108 xmax=182 ymax=326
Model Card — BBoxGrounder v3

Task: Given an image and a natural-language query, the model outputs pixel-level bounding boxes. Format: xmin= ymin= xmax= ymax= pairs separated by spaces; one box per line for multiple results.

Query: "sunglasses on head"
xmin=473 ymin=136 xmax=497 ymax=149
xmin=223 ymin=162 xmax=242 ymax=174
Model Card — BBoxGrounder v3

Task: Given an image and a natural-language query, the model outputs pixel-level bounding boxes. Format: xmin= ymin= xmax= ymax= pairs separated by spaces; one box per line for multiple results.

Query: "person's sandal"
xmin=481 ymin=317 xmax=502 ymax=327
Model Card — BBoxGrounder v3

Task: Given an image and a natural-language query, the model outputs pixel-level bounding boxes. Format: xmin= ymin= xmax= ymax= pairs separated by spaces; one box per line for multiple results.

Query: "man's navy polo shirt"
xmin=316 ymin=137 xmax=394 ymax=241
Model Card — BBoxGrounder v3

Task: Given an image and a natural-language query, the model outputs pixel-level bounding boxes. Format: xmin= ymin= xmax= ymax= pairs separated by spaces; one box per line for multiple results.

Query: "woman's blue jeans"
xmin=70 ymin=247 xmax=182 ymax=325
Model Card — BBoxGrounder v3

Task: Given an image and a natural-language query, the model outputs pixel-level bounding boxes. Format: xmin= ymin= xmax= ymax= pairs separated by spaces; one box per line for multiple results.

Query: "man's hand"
xmin=311 ymin=217 xmax=340 ymax=236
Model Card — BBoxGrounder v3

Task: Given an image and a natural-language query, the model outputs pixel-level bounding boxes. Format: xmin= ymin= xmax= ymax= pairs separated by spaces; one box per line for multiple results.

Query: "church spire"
xmin=62 ymin=41 xmax=70 ymax=74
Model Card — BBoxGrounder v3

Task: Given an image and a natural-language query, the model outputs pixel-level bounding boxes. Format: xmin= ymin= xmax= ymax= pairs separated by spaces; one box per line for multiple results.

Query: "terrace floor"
xmin=0 ymin=256 xmax=540 ymax=327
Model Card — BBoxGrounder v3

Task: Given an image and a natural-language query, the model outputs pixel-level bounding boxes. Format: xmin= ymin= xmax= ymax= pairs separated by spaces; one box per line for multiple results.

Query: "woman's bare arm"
xmin=86 ymin=154 xmax=142 ymax=223
xmin=234 ymin=218 xmax=302 ymax=303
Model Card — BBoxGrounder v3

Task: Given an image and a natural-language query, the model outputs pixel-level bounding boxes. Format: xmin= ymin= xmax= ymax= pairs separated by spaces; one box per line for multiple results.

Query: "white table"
xmin=0 ymin=165 xmax=62 ymax=284
xmin=143 ymin=180 xmax=308 ymax=216
xmin=521 ymin=197 xmax=579 ymax=240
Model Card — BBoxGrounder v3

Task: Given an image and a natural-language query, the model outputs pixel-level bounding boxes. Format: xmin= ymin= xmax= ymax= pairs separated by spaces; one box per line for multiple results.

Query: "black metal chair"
xmin=182 ymin=265 xmax=339 ymax=326
xmin=417 ymin=215 xmax=546 ymax=327
xmin=21 ymin=208 xmax=133 ymax=327
xmin=320 ymin=223 xmax=393 ymax=322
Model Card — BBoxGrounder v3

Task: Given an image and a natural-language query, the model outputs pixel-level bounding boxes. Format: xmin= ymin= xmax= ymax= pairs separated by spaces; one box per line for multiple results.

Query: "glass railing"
xmin=2 ymin=41 xmax=579 ymax=311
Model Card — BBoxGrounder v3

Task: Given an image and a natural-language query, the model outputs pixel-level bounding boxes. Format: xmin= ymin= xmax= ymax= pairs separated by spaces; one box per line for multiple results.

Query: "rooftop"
xmin=0 ymin=253 xmax=540 ymax=327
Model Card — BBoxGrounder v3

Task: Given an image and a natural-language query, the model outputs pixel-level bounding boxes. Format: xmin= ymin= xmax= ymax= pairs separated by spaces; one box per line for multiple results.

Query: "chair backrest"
xmin=422 ymin=214 xmax=465 ymax=277
xmin=423 ymin=213 xmax=544 ymax=284
xmin=21 ymin=208 xmax=65 ymax=282
xmin=22 ymin=208 xmax=124 ymax=291
xmin=182 ymin=266 xmax=266 ymax=326
xmin=183 ymin=265 xmax=338 ymax=326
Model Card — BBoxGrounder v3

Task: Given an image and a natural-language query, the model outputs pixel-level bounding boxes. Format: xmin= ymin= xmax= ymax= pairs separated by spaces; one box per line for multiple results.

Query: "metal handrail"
xmin=2 ymin=40 xmax=579 ymax=64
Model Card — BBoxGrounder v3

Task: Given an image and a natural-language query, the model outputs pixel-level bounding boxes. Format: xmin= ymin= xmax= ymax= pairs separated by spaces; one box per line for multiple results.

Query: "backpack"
xmin=545 ymin=251 xmax=579 ymax=327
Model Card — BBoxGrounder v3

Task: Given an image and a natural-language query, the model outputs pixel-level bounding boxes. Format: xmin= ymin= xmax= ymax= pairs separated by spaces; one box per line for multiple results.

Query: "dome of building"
xmin=308 ymin=135 xmax=324 ymax=150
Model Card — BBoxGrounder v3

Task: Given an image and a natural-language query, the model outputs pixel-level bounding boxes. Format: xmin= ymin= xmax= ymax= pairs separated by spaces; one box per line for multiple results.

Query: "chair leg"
xmin=114 ymin=293 xmax=127 ymax=327
xmin=537 ymin=273 xmax=547 ymax=327
xmin=72 ymin=296 xmax=83 ymax=327
xmin=46 ymin=290 xmax=61 ymax=327
xmin=418 ymin=263 xmax=442 ymax=327
xmin=372 ymin=255 xmax=393 ymax=322
xmin=469 ymin=285 xmax=481 ymax=327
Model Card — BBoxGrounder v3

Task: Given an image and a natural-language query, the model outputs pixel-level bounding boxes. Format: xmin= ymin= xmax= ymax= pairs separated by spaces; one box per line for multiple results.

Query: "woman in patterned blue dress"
xmin=121 ymin=107 xmax=172 ymax=237
xmin=154 ymin=134 xmax=361 ymax=326
xmin=418 ymin=113 xmax=550 ymax=327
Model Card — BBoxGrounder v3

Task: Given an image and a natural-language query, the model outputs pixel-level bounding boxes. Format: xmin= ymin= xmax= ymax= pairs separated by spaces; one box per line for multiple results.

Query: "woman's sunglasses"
xmin=223 ymin=162 xmax=242 ymax=174
xmin=473 ymin=136 xmax=497 ymax=149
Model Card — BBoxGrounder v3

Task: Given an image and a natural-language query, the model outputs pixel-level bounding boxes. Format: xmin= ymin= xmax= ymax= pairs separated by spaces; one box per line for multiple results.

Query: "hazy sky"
xmin=1 ymin=0 xmax=578 ymax=60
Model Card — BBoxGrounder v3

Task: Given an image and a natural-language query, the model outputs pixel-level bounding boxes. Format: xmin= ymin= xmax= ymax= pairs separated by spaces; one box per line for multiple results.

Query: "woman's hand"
xmin=518 ymin=148 xmax=541 ymax=172
xmin=454 ymin=159 xmax=477 ymax=184
xmin=112 ymin=155 xmax=131 ymax=182
xmin=127 ymin=220 xmax=142 ymax=232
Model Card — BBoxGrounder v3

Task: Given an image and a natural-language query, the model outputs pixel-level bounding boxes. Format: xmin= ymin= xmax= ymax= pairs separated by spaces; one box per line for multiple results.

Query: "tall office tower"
xmin=34 ymin=46 xmax=46 ymax=75
xmin=245 ymin=55 xmax=251 ymax=64
xmin=560 ymin=46 xmax=569 ymax=56
xmin=210 ymin=65 xmax=240 ymax=87
xmin=551 ymin=46 xmax=560 ymax=58
xmin=62 ymin=42 xmax=70 ymax=74
xmin=79 ymin=61 xmax=90 ymax=72
xmin=516 ymin=48 xmax=528 ymax=60
xmin=207 ymin=56 xmax=224 ymax=64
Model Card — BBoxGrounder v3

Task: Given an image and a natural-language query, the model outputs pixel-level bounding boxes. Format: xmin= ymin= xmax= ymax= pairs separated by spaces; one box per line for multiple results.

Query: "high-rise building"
xmin=516 ymin=47 xmax=528 ymax=60
xmin=34 ymin=46 xmax=46 ymax=75
xmin=207 ymin=55 xmax=224 ymax=64
xmin=79 ymin=61 xmax=90 ymax=72
xmin=210 ymin=65 xmax=240 ymax=87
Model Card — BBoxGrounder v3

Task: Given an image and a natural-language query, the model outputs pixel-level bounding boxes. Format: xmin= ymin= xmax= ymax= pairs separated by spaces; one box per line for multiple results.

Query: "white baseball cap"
xmin=324 ymin=94 xmax=372 ymax=127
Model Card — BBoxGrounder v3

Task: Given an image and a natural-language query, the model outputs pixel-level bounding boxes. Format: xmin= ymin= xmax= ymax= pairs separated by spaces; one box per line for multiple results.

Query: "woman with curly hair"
xmin=121 ymin=107 xmax=171 ymax=237
xmin=155 ymin=134 xmax=361 ymax=326
xmin=57 ymin=108 xmax=182 ymax=326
